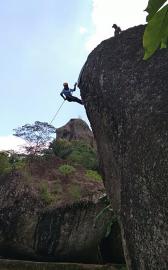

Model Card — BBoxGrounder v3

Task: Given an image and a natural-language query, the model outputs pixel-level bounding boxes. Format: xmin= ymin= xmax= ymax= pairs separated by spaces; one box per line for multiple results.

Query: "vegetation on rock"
xmin=0 ymin=120 xmax=103 ymax=206
xmin=58 ymin=164 xmax=76 ymax=176
xmin=50 ymin=139 xmax=98 ymax=170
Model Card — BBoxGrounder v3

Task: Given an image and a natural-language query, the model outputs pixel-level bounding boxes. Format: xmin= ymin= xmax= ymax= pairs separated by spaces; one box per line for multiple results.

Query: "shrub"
xmin=0 ymin=152 xmax=11 ymax=175
xmin=58 ymin=164 xmax=76 ymax=176
xmin=68 ymin=141 xmax=98 ymax=169
xmin=50 ymin=139 xmax=72 ymax=159
xmin=50 ymin=139 xmax=98 ymax=170
xmin=8 ymin=152 xmax=26 ymax=171
xmin=86 ymin=170 xmax=102 ymax=182
xmin=68 ymin=184 xmax=81 ymax=200
xmin=52 ymin=181 xmax=62 ymax=194
xmin=39 ymin=182 xmax=53 ymax=204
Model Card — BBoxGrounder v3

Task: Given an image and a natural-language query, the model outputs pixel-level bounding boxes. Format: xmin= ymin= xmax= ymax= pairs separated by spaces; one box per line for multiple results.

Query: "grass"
xmin=39 ymin=182 xmax=54 ymax=204
xmin=86 ymin=170 xmax=102 ymax=182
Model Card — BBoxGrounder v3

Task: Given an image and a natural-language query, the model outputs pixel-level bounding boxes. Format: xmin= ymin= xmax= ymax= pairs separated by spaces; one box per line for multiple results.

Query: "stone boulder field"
xmin=79 ymin=25 xmax=168 ymax=270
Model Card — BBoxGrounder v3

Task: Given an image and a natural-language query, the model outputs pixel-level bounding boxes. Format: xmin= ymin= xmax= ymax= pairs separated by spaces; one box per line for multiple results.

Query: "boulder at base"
xmin=0 ymin=259 xmax=124 ymax=270
xmin=0 ymin=173 xmax=123 ymax=263
xmin=79 ymin=25 xmax=168 ymax=269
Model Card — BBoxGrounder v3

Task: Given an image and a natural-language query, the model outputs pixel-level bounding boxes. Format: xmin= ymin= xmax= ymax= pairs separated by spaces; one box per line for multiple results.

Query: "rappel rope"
xmin=49 ymin=100 xmax=65 ymax=125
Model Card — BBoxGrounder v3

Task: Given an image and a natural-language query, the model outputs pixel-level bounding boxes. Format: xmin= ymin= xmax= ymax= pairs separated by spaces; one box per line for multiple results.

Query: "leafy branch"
xmin=143 ymin=0 xmax=168 ymax=59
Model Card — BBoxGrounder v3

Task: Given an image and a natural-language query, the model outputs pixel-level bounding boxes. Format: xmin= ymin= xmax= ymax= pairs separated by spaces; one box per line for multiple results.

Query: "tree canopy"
xmin=13 ymin=121 xmax=56 ymax=155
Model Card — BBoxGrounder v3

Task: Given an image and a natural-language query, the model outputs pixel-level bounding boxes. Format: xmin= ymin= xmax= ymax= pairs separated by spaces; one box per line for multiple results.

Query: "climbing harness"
xmin=49 ymin=100 xmax=65 ymax=124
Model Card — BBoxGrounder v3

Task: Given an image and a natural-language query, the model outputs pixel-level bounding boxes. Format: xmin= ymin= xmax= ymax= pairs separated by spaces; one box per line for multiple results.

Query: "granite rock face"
xmin=79 ymin=25 xmax=168 ymax=269
xmin=34 ymin=197 xmax=111 ymax=263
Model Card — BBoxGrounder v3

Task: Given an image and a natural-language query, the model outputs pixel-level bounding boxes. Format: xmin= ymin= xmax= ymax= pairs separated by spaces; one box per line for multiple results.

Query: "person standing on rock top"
xmin=60 ymin=82 xmax=83 ymax=105
xmin=112 ymin=24 xmax=121 ymax=36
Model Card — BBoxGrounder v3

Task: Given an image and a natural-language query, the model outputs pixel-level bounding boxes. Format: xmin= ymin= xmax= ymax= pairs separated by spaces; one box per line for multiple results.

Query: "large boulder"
xmin=79 ymin=25 xmax=168 ymax=269
xmin=56 ymin=119 xmax=95 ymax=147
xmin=0 ymin=173 xmax=123 ymax=263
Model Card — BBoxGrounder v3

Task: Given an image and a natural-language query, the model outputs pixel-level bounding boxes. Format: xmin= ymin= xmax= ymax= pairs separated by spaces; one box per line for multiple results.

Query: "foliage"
xmin=39 ymin=182 xmax=53 ymax=204
xmin=51 ymin=139 xmax=98 ymax=170
xmin=68 ymin=141 xmax=98 ymax=170
xmin=143 ymin=0 xmax=168 ymax=59
xmin=8 ymin=151 xmax=26 ymax=171
xmin=86 ymin=170 xmax=102 ymax=182
xmin=13 ymin=121 xmax=56 ymax=155
xmin=50 ymin=139 xmax=72 ymax=159
xmin=58 ymin=164 xmax=76 ymax=176
xmin=0 ymin=152 xmax=11 ymax=175
xmin=68 ymin=184 xmax=81 ymax=200
xmin=0 ymin=151 xmax=26 ymax=176
xmin=52 ymin=181 xmax=63 ymax=195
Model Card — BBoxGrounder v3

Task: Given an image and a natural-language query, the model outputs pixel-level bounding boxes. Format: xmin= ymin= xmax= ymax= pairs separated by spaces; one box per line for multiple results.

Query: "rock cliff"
xmin=56 ymin=119 xmax=95 ymax=147
xmin=79 ymin=25 xmax=168 ymax=269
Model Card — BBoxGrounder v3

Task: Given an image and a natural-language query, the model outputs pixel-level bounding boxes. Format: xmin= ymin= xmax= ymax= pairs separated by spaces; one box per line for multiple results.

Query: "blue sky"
xmin=0 ymin=0 xmax=147 ymax=150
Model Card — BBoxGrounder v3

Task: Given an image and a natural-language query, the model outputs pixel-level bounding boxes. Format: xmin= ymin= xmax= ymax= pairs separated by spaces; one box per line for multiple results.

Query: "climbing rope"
xmin=49 ymin=100 xmax=65 ymax=125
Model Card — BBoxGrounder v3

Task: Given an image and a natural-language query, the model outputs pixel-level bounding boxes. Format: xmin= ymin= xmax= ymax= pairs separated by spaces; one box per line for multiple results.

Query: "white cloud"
xmin=86 ymin=0 xmax=148 ymax=51
xmin=0 ymin=135 xmax=25 ymax=152
xmin=79 ymin=26 xmax=88 ymax=34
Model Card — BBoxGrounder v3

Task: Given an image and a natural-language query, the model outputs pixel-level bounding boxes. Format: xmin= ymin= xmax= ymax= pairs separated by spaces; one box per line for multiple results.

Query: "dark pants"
xmin=66 ymin=96 xmax=83 ymax=105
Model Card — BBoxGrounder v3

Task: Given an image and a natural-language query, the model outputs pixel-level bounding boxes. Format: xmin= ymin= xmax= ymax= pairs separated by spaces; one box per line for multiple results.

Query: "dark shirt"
xmin=114 ymin=26 xmax=121 ymax=36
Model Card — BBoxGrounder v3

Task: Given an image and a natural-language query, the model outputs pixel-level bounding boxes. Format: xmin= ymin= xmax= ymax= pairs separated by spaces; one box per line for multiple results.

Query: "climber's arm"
xmin=71 ymin=82 xmax=77 ymax=92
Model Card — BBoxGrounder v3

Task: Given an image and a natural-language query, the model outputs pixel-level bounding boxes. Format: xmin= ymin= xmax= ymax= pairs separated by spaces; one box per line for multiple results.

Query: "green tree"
xmin=143 ymin=0 xmax=168 ymax=59
xmin=50 ymin=139 xmax=72 ymax=159
xmin=0 ymin=152 xmax=10 ymax=175
xmin=67 ymin=140 xmax=98 ymax=170
xmin=50 ymin=139 xmax=98 ymax=170
xmin=13 ymin=121 xmax=56 ymax=155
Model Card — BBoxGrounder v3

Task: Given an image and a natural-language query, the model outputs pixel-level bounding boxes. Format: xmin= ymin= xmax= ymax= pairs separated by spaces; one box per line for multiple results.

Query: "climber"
xmin=60 ymin=82 xmax=83 ymax=105
xmin=112 ymin=24 xmax=121 ymax=36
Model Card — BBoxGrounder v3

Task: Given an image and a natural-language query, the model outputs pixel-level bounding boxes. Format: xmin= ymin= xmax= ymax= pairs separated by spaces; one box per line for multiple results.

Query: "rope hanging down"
xmin=49 ymin=100 xmax=65 ymax=124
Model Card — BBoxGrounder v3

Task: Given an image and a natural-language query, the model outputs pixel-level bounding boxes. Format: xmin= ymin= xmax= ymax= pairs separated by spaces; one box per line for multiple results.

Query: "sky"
xmin=0 ymin=0 xmax=148 ymax=151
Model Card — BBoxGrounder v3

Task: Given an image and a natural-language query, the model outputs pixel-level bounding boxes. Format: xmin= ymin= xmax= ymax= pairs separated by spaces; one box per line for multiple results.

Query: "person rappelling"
xmin=60 ymin=82 xmax=83 ymax=105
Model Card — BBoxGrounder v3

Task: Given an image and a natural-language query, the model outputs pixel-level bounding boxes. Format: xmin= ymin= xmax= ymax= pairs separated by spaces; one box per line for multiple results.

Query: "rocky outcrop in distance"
xmin=79 ymin=25 xmax=168 ymax=270
xmin=56 ymin=119 xmax=95 ymax=147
